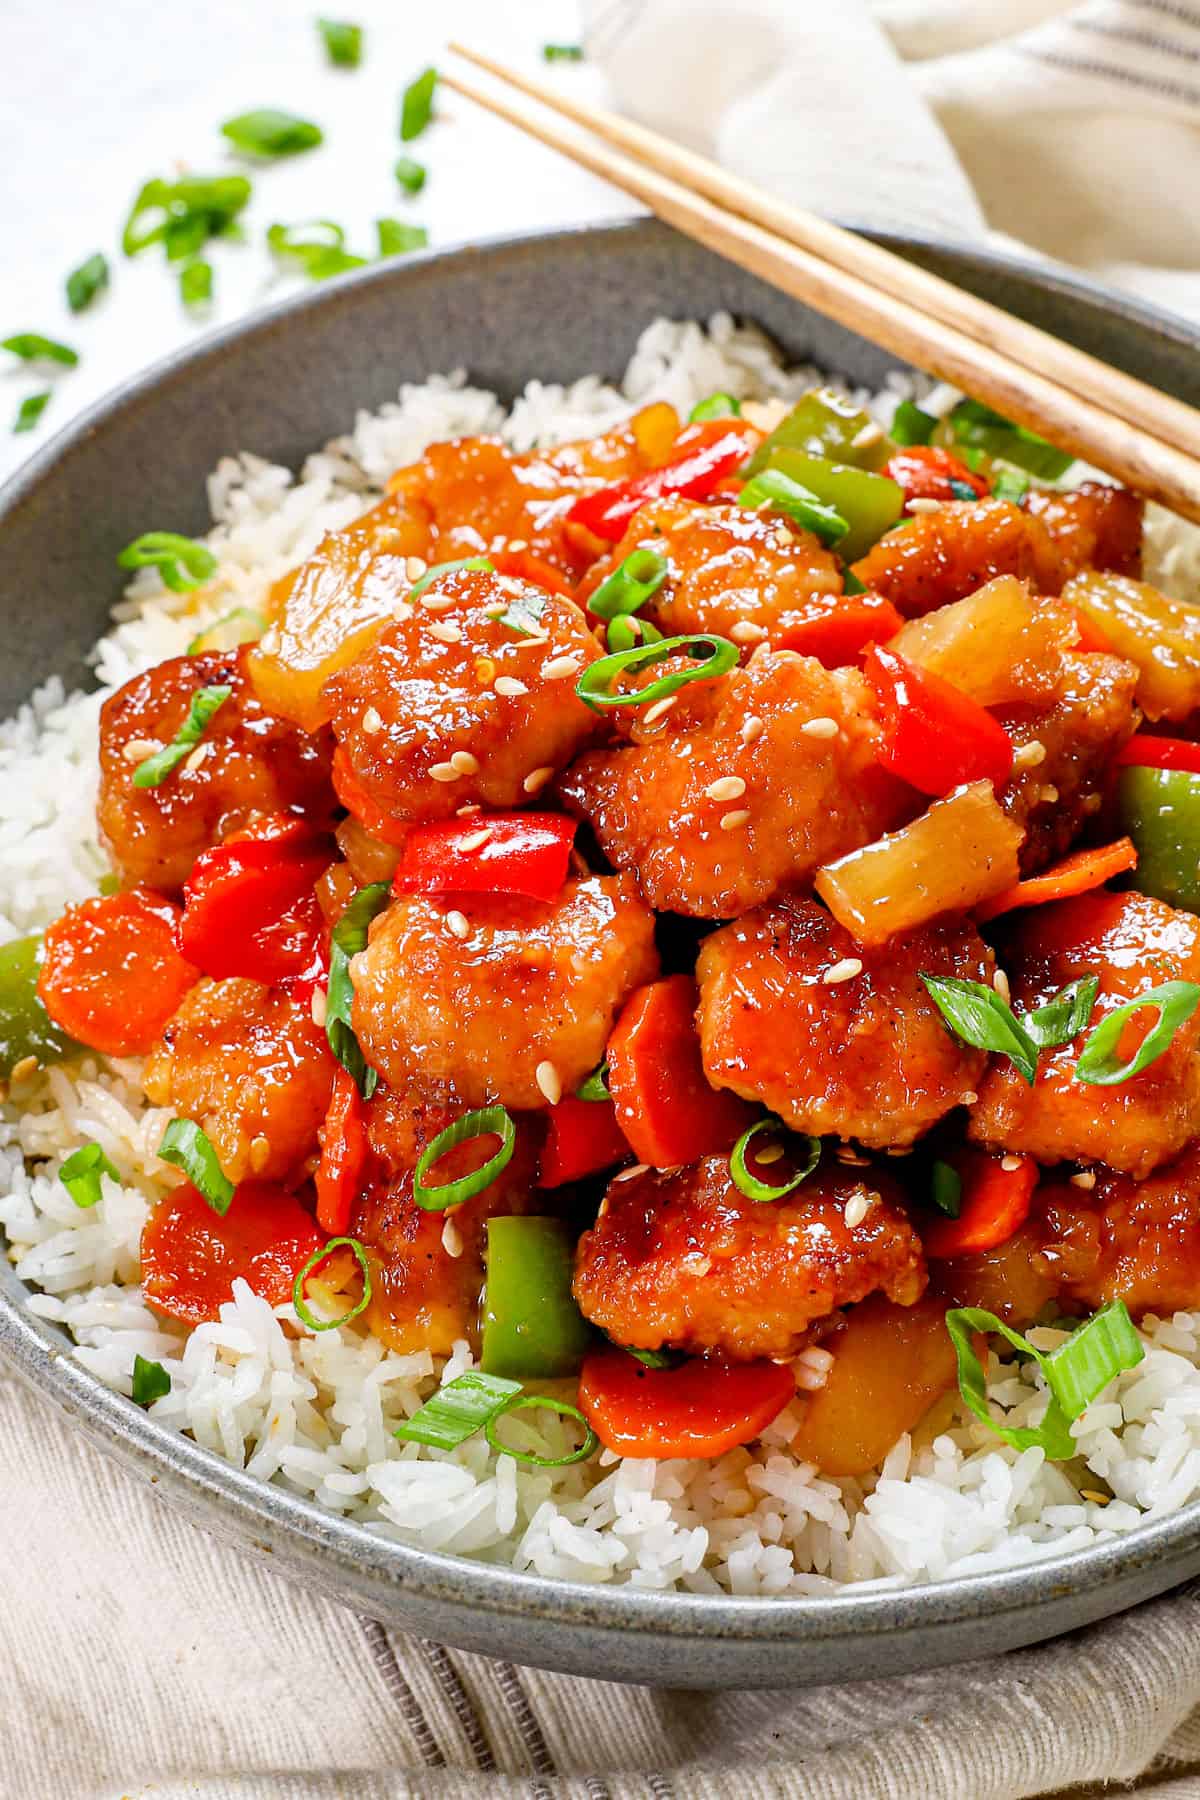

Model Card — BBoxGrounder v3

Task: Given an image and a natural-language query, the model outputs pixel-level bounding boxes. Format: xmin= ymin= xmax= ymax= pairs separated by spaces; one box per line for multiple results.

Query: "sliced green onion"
xmin=66 ymin=252 xmax=110 ymax=314
xmin=625 ymin=1345 xmax=676 ymax=1369
xmin=409 ymin=555 xmax=493 ymax=603
xmin=2 ymin=333 xmax=78 ymax=367
xmin=1074 ymin=981 xmax=1200 ymax=1087
xmin=689 ymin=391 xmax=740 ymax=422
xmin=317 ymin=17 xmax=363 ymax=66
xmin=221 ymin=109 xmax=324 ymax=158
xmin=131 ymin=1354 xmax=171 ymax=1406
xmin=542 ymin=42 xmax=585 ymax=61
xmin=180 ymin=259 xmax=213 ymax=307
xmin=890 ymin=399 xmax=936 ymax=446
xmin=738 ymin=469 xmax=848 ymax=546
xmin=117 ymin=530 xmax=217 ymax=594
xmin=267 ymin=220 xmax=366 ymax=281
xmin=949 ymin=479 xmax=979 ymax=502
xmin=393 ymin=157 xmax=427 ymax=195
xmin=132 ymin=683 xmax=231 ymax=788
xmin=606 ymin=615 xmax=663 ymax=653
xmin=377 ymin=217 xmax=428 ymax=258
xmin=60 ymin=1141 xmax=120 ymax=1210
xmin=325 ymin=881 xmax=389 ymax=1097
xmin=98 ymin=873 xmax=120 ymax=897
xmin=395 ymin=1369 xmax=520 ymax=1449
xmin=164 ymin=214 xmax=211 ymax=263
xmin=576 ymin=633 xmax=737 ymax=713
xmin=576 ymin=1060 xmax=610 ymax=1102
xmin=186 ymin=607 xmax=265 ymax=654
xmin=1024 ymin=975 xmax=1099 ymax=1051
xmin=730 ymin=1118 xmax=820 ymax=1202
xmin=992 ymin=468 xmax=1031 ymax=505
xmin=930 ymin=1160 xmax=962 ymax=1218
xmin=14 ymin=392 xmax=50 ymax=434
xmin=122 ymin=175 xmax=252 ymax=257
xmin=400 ymin=66 xmax=437 ymax=141
xmin=499 ymin=591 xmax=548 ymax=638
xmin=841 ymin=567 xmax=867 ymax=595
xmin=158 ymin=1119 xmax=234 ymax=1215
xmin=587 ymin=547 xmax=669 ymax=622
xmin=920 ymin=973 xmax=1039 ymax=1086
xmin=484 ymin=1392 xmax=599 ymax=1468
xmin=948 ymin=399 xmax=1074 ymax=482
xmin=945 ymin=1300 xmax=1143 ymax=1459
xmin=293 ymin=1236 xmax=372 ymax=1331
xmin=414 ymin=1105 xmax=516 ymax=1212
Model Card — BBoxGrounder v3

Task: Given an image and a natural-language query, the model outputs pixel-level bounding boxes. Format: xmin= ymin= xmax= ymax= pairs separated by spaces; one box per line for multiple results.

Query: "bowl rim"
xmin=4 ymin=213 xmax=1200 ymax=1647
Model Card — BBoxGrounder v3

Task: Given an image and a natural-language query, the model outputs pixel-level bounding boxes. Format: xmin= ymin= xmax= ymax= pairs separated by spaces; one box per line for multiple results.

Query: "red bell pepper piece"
xmin=38 ymin=889 xmax=199 ymax=1056
xmin=606 ymin=974 xmax=756 ymax=1169
xmin=1070 ymin=607 xmax=1115 ymax=655
xmin=864 ymin=645 xmax=1014 ymax=795
xmin=577 ymin=1347 xmax=796 ymax=1458
xmin=774 ymin=594 xmax=903 ymax=667
xmin=922 ymin=1148 xmax=1038 ymax=1259
xmin=141 ymin=1179 xmax=326 ymax=1326
xmin=1115 ymin=733 xmax=1200 ymax=776
xmin=566 ymin=420 xmax=760 ymax=542
xmin=180 ymin=818 xmax=332 ymax=985
xmin=315 ymin=1066 xmax=372 ymax=1235
xmin=539 ymin=1095 xmax=631 ymax=1186
xmin=883 ymin=445 xmax=989 ymax=506
xmin=489 ymin=548 xmax=576 ymax=599
xmin=393 ymin=813 xmax=577 ymax=904
xmin=975 ymin=838 xmax=1138 ymax=923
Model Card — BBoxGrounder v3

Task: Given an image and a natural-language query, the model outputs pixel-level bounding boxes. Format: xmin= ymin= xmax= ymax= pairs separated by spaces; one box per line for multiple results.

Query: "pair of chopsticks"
xmin=444 ymin=45 xmax=1200 ymax=527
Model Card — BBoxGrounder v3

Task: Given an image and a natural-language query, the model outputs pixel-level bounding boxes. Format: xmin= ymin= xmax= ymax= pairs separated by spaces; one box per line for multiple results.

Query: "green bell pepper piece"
xmin=742 ymin=385 xmax=891 ymax=479
xmin=947 ymin=399 xmax=1073 ymax=481
xmin=752 ymin=447 xmax=904 ymax=562
xmin=0 ymin=935 xmax=81 ymax=1078
xmin=1116 ymin=765 xmax=1200 ymax=913
xmin=480 ymin=1216 xmax=593 ymax=1380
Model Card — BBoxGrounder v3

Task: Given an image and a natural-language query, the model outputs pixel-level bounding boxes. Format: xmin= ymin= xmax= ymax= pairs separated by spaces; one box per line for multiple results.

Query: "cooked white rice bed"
xmin=5 ymin=315 xmax=1200 ymax=1597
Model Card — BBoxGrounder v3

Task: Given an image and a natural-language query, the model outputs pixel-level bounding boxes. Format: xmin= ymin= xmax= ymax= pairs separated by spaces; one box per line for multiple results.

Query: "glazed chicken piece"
xmin=323 ymin=563 xmax=604 ymax=836
xmin=696 ymin=897 xmax=992 ymax=1149
xmin=1025 ymin=482 xmax=1143 ymax=581
xmin=98 ymin=649 xmax=335 ymax=891
xmin=143 ymin=977 xmax=335 ymax=1184
xmin=1037 ymin=1141 xmax=1200 ymax=1317
xmin=349 ymin=874 xmax=659 ymax=1109
xmin=970 ymin=890 xmax=1200 ymax=1178
xmin=559 ymin=647 xmax=908 ymax=918
xmin=573 ymin=1155 xmax=926 ymax=1361
xmin=851 ymin=498 xmax=1066 ymax=617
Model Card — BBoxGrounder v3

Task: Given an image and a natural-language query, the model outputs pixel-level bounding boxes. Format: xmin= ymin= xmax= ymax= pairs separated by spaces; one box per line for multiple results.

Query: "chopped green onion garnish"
xmin=1074 ymin=981 xmax=1200 ymax=1087
xmin=131 ymin=1354 xmax=171 ymax=1406
xmin=729 ymin=1118 xmax=820 ymax=1202
xmin=393 ymin=157 xmax=427 ymax=195
xmin=377 ymin=218 xmax=429 ymax=258
xmin=542 ymin=43 xmax=585 ymax=61
xmin=606 ymin=615 xmax=663 ymax=653
xmin=945 ymin=1300 xmax=1143 ymax=1459
xmin=576 ymin=633 xmax=737 ymax=713
xmin=576 ymin=1060 xmax=610 ymax=1102
xmin=841 ymin=567 xmax=867 ymax=595
xmin=400 ymin=66 xmax=437 ymax=141
xmin=180 ymin=259 xmax=213 ymax=307
xmin=890 ymin=399 xmax=936 ymax=446
xmin=14 ymin=392 xmax=50 ymax=434
xmin=930 ymin=1160 xmax=962 ymax=1218
xmin=317 ymin=17 xmax=363 ymax=66
xmin=293 ymin=1236 xmax=373 ymax=1331
xmin=2 ymin=333 xmax=78 ymax=367
xmin=499 ymin=591 xmax=547 ymax=637
xmin=920 ymin=973 xmax=1039 ymax=1086
xmin=948 ymin=479 xmax=979 ymax=502
xmin=414 ymin=1105 xmax=516 ymax=1212
xmin=123 ymin=175 xmax=251 ymax=258
xmin=132 ymin=684 xmax=231 ymax=788
xmin=992 ymin=468 xmax=1031 ymax=505
xmin=186 ymin=607 xmax=266 ymax=654
xmin=587 ymin=547 xmax=669 ymax=623
xmin=395 ymin=1369 xmax=520 ymax=1449
xmin=60 ymin=1141 xmax=120 ymax=1210
xmin=325 ymin=882 xmax=389 ymax=1097
xmin=65 ymin=252 xmax=110 ymax=314
xmin=948 ymin=399 xmax=1074 ymax=482
xmin=738 ymin=469 xmax=848 ymax=546
xmin=1024 ymin=975 xmax=1099 ymax=1051
xmin=484 ymin=1392 xmax=599 ymax=1468
xmin=117 ymin=530 xmax=217 ymax=594
xmin=689 ymin=392 xmax=740 ymax=423
xmin=158 ymin=1119 xmax=234 ymax=1215
xmin=625 ymin=1345 xmax=676 ymax=1369
xmin=410 ymin=555 xmax=493 ymax=603
xmin=267 ymin=220 xmax=366 ymax=281
xmin=98 ymin=873 xmax=120 ymax=897
xmin=221 ymin=109 xmax=324 ymax=158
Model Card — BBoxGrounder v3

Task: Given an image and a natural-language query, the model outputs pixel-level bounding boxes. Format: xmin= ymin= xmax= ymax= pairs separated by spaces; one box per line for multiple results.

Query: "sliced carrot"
xmin=605 ymin=974 xmax=755 ymax=1169
xmin=38 ymin=890 xmax=199 ymax=1056
xmin=975 ymin=838 xmax=1137 ymax=923
xmin=922 ymin=1148 xmax=1037 ymax=1259
xmin=577 ymin=1347 xmax=795 ymax=1458
xmin=141 ymin=1180 xmax=325 ymax=1326
xmin=315 ymin=1066 xmax=371 ymax=1235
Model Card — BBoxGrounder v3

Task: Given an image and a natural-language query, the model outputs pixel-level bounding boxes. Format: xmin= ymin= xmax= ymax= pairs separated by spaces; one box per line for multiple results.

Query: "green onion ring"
xmin=606 ymin=614 xmax=663 ymax=654
xmin=293 ymin=1236 xmax=373 ymax=1332
xmin=729 ymin=1117 xmax=820 ymax=1202
xmin=587 ymin=547 xmax=669 ymax=622
xmin=576 ymin=1060 xmax=610 ymax=1102
xmin=409 ymin=555 xmax=493 ymax=602
xmin=413 ymin=1105 xmax=516 ymax=1211
xmin=484 ymin=1392 xmax=599 ymax=1467
xmin=1074 ymin=980 xmax=1200 ymax=1086
xmin=576 ymin=633 xmax=737 ymax=713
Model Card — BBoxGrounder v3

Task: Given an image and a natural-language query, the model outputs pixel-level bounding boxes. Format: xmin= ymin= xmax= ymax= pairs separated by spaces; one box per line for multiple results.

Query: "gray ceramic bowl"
xmin=3 ymin=218 xmax=1200 ymax=1689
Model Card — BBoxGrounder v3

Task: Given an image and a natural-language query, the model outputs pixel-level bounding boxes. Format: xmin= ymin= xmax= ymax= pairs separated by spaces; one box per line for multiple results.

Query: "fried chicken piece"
xmin=1025 ymin=482 xmax=1143 ymax=580
xmin=1037 ymin=1142 xmax=1200 ymax=1317
xmin=851 ymin=498 xmax=1065 ymax=618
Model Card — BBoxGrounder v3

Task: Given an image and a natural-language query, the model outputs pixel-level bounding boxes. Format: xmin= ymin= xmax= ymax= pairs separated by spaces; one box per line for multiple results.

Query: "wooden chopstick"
xmin=448 ymin=42 xmax=1200 ymax=471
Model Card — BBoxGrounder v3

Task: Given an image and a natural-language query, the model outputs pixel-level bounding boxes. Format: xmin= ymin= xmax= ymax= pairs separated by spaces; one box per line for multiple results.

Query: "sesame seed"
xmin=310 ymin=987 xmax=327 ymax=1028
xmin=392 ymin=600 xmax=414 ymax=623
xmin=450 ymin=750 xmax=479 ymax=775
xmin=908 ymin=497 xmax=943 ymax=515
xmin=850 ymin=422 xmax=884 ymax=450
xmin=993 ymin=969 xmax=1011 ymax=1004
xmin=755 ymin=1142 xmax=785 ymax=1165
xmin=1000 ymin=1154 xmax=1023 ymax=1172
xmin=455 ymin=802 xmax=482 ymax=816
xmin=843 ymin=1191 xmax=872 ymax=1229
xmin=961 ymin=1091 xmax=979 ymax=1106
xmin=720 ymin=808 xmax=751 ymax=830
xmin=428 ymin=620 xmax=462 ymax=644
xmin=483 ymin=603 xmax=507 ymax=620
xmin=123 ymin=737 xmax=161 ymax=763
xmin=705 ymin=775 xmax=746 ymax=802
xmin=542 ymin=654 xmax=582 ymax=680
xmin=494 ymin=675 xmax=528 ymax=697
xmin=1039 ymin=784 xmax=1060 ymax=803
xmin=506 ymin=538 xmax=528 ymax=553
xmin=259 ymin=627 xmax=281 ymax=655
xmin=523 ymin=766 xmax=554 ymax=794
xmin=801 ymin=717 xmax=839 ymax=739
xmin=249 ymin=1135 xmax=271 ymax=1174
xmin=1070 ymin=1170 xmax=1097 ymax=1190
xmin=457 ymin=827 xmax=492 ymax=853
xmin=474 ymin=656 xmax=497 ymax=684
xmin=729 ymin=620 xmax=768 ymax=645
xmin=740 ymin=715 xmax=764 ymax=745
xmin=795 ymin=1363 xmax=830 ymax=1392
xmin=184 ymin=742 xmax=211 ymax=773
xmin=535 ymin=1060 xmax=562 ymax=1105
xmin=445 ymin=909 xmax=470 ymax=940
xmin=823 ymin=957 xmax=863 ymax=985
xmin=422 ymin=592 xmax=456 ymax=612
xmin=361 ymin=707 xmax=383 ymax=735
xmin=430 ymin=762 xmax=461 ymax=783
xmin=405 ymin=556 xmax=428 ymax=581
xmin=9 ymin=1055 xmax=38 ymax=1084
xmin=1013 ymin=740 xmax=1046 ymax=769
xmin=1080 ymin=1489 xmax=1110 ymax=1506
xmin=441 ymin=1216 xmax=464 ymax=1258
xmin=613 ymin=1163 xmax=650 ymax=1183
xmin=642 ymin=695 xmax=677 ymax=728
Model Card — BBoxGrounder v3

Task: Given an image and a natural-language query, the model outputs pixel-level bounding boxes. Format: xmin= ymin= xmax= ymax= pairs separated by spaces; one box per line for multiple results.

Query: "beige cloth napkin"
xmin=11 ymin=5 xmax=1200 ymax=1798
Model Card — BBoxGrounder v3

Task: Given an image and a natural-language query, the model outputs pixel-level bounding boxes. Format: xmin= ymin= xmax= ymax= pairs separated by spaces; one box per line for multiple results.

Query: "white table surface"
xmin=1 ymin=0 xmax=630 ymax=488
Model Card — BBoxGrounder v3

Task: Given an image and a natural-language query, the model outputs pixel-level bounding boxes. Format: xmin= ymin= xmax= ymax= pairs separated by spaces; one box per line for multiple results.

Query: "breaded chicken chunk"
xmin=1025 ymin=482 xmax=1143 ymax=581
xmin=852 ymin=498 xmax=1066 ymax=617
xmin=1037 ymin=1141 xmax=1200 ymax=1317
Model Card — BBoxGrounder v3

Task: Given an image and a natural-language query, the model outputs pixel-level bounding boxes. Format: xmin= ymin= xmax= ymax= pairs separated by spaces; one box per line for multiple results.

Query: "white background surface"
xmin=1 ymin=0 xmax=627 ymax=487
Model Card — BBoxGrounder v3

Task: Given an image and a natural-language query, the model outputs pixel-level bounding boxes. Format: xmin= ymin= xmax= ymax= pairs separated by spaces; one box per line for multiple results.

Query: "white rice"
xmin=5 ymin=312 xmax=1200 ymax=1596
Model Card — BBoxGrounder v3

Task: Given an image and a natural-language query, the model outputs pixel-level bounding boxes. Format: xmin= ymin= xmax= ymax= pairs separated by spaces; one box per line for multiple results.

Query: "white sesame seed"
xmin=483 ymin=603 xmax=507 ymax=620
xmin=506 ymin=538 xmax=528 ymax=553
xmin=729 ymin=620 xmax=768 ymax=645
xmin=457 ymin=827 xmax=492 ymax=853
xmin=123 ymin=737 xmax=161 ymax=763
xmin=9 ymin=1055 xmax=39 ymax=1084
xmin=421 ymin=592 xmax=457 ymax=612
xmin=705 ymin=775 xmax=746 ymax=802
xmin=259 ymin=627 xmax=281 ymax=655
xmin=535 ymin=1060 xmax=562 ymax=1105
xmin=613 ymin=1163 xmax=650 ymax=1183
xmin=430 ymin=762 xmax=461 ymax=783
xmin=1000 ymin=1155 xmax=1023 ymax=1172
xmin=1013 ymin=740 xmax=1046 ymax=769
xmin=823 ymin=957 xmax=863 ymax=985
xmin=720 ymin=808 xmax=751 ymax=830
xmin=850 ymin=422 xmax=884 ymax=450
xmin=641 ymin=695 xmax=677 ymax=728
xmin=361 ymin=706 xmax=383 ymax=735
xmin=523 ymin=766 xmax=554 ymax=794
xmin=961 ymin=1091 xmax=979 ymax=1107
xmin=309 ymin=987 xmax=327 ymax=1028
xmin=843 ymin=1191 xmax=872 ymax=1229
xmin=441 ymin=1216 xmax=464 ymax=1258
xmin=992 ymin=968 xmax=1011 ymax=1004
xmin=1070 ymin=1170 xmax=1097 ymax=1190
xmin=428 ymin=620 xmax=463 ymax=644
xmin=405 ymin=556 xmax=428 ymax=581
xmin=450 ymin=750 xmax=479 ymax=775
xmin=1080 ymin=1489 xmax=1110 ymax=1507
xmin=1039 ymin=784 xmax=1060 ymax=804
xmin=493 ymin=675 xmax=528 ymax=697
xmin=908 ymin=497 xmax=943 ymax=515
xmin=184 ymin=742 xmax=211 ymax=773
xmin=755 ymin=1142 xmax=785 ymax=1165
xmin=542 ymin=654 xmax=582 ymax=681
xmin=249 ymin=1135 xmax=271 ymax=1175
xmin=740 ymin=715 xmax=764 ymax=745
xmin=455 ymin=802 xmax=482 ymax=816
xmin=392 ymin=600 xmax=414 ymax=622
xmin=800 ymin=717 xmax=839 ymax=739
xmin=445 ymin=910 xmax=470 ymax=940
